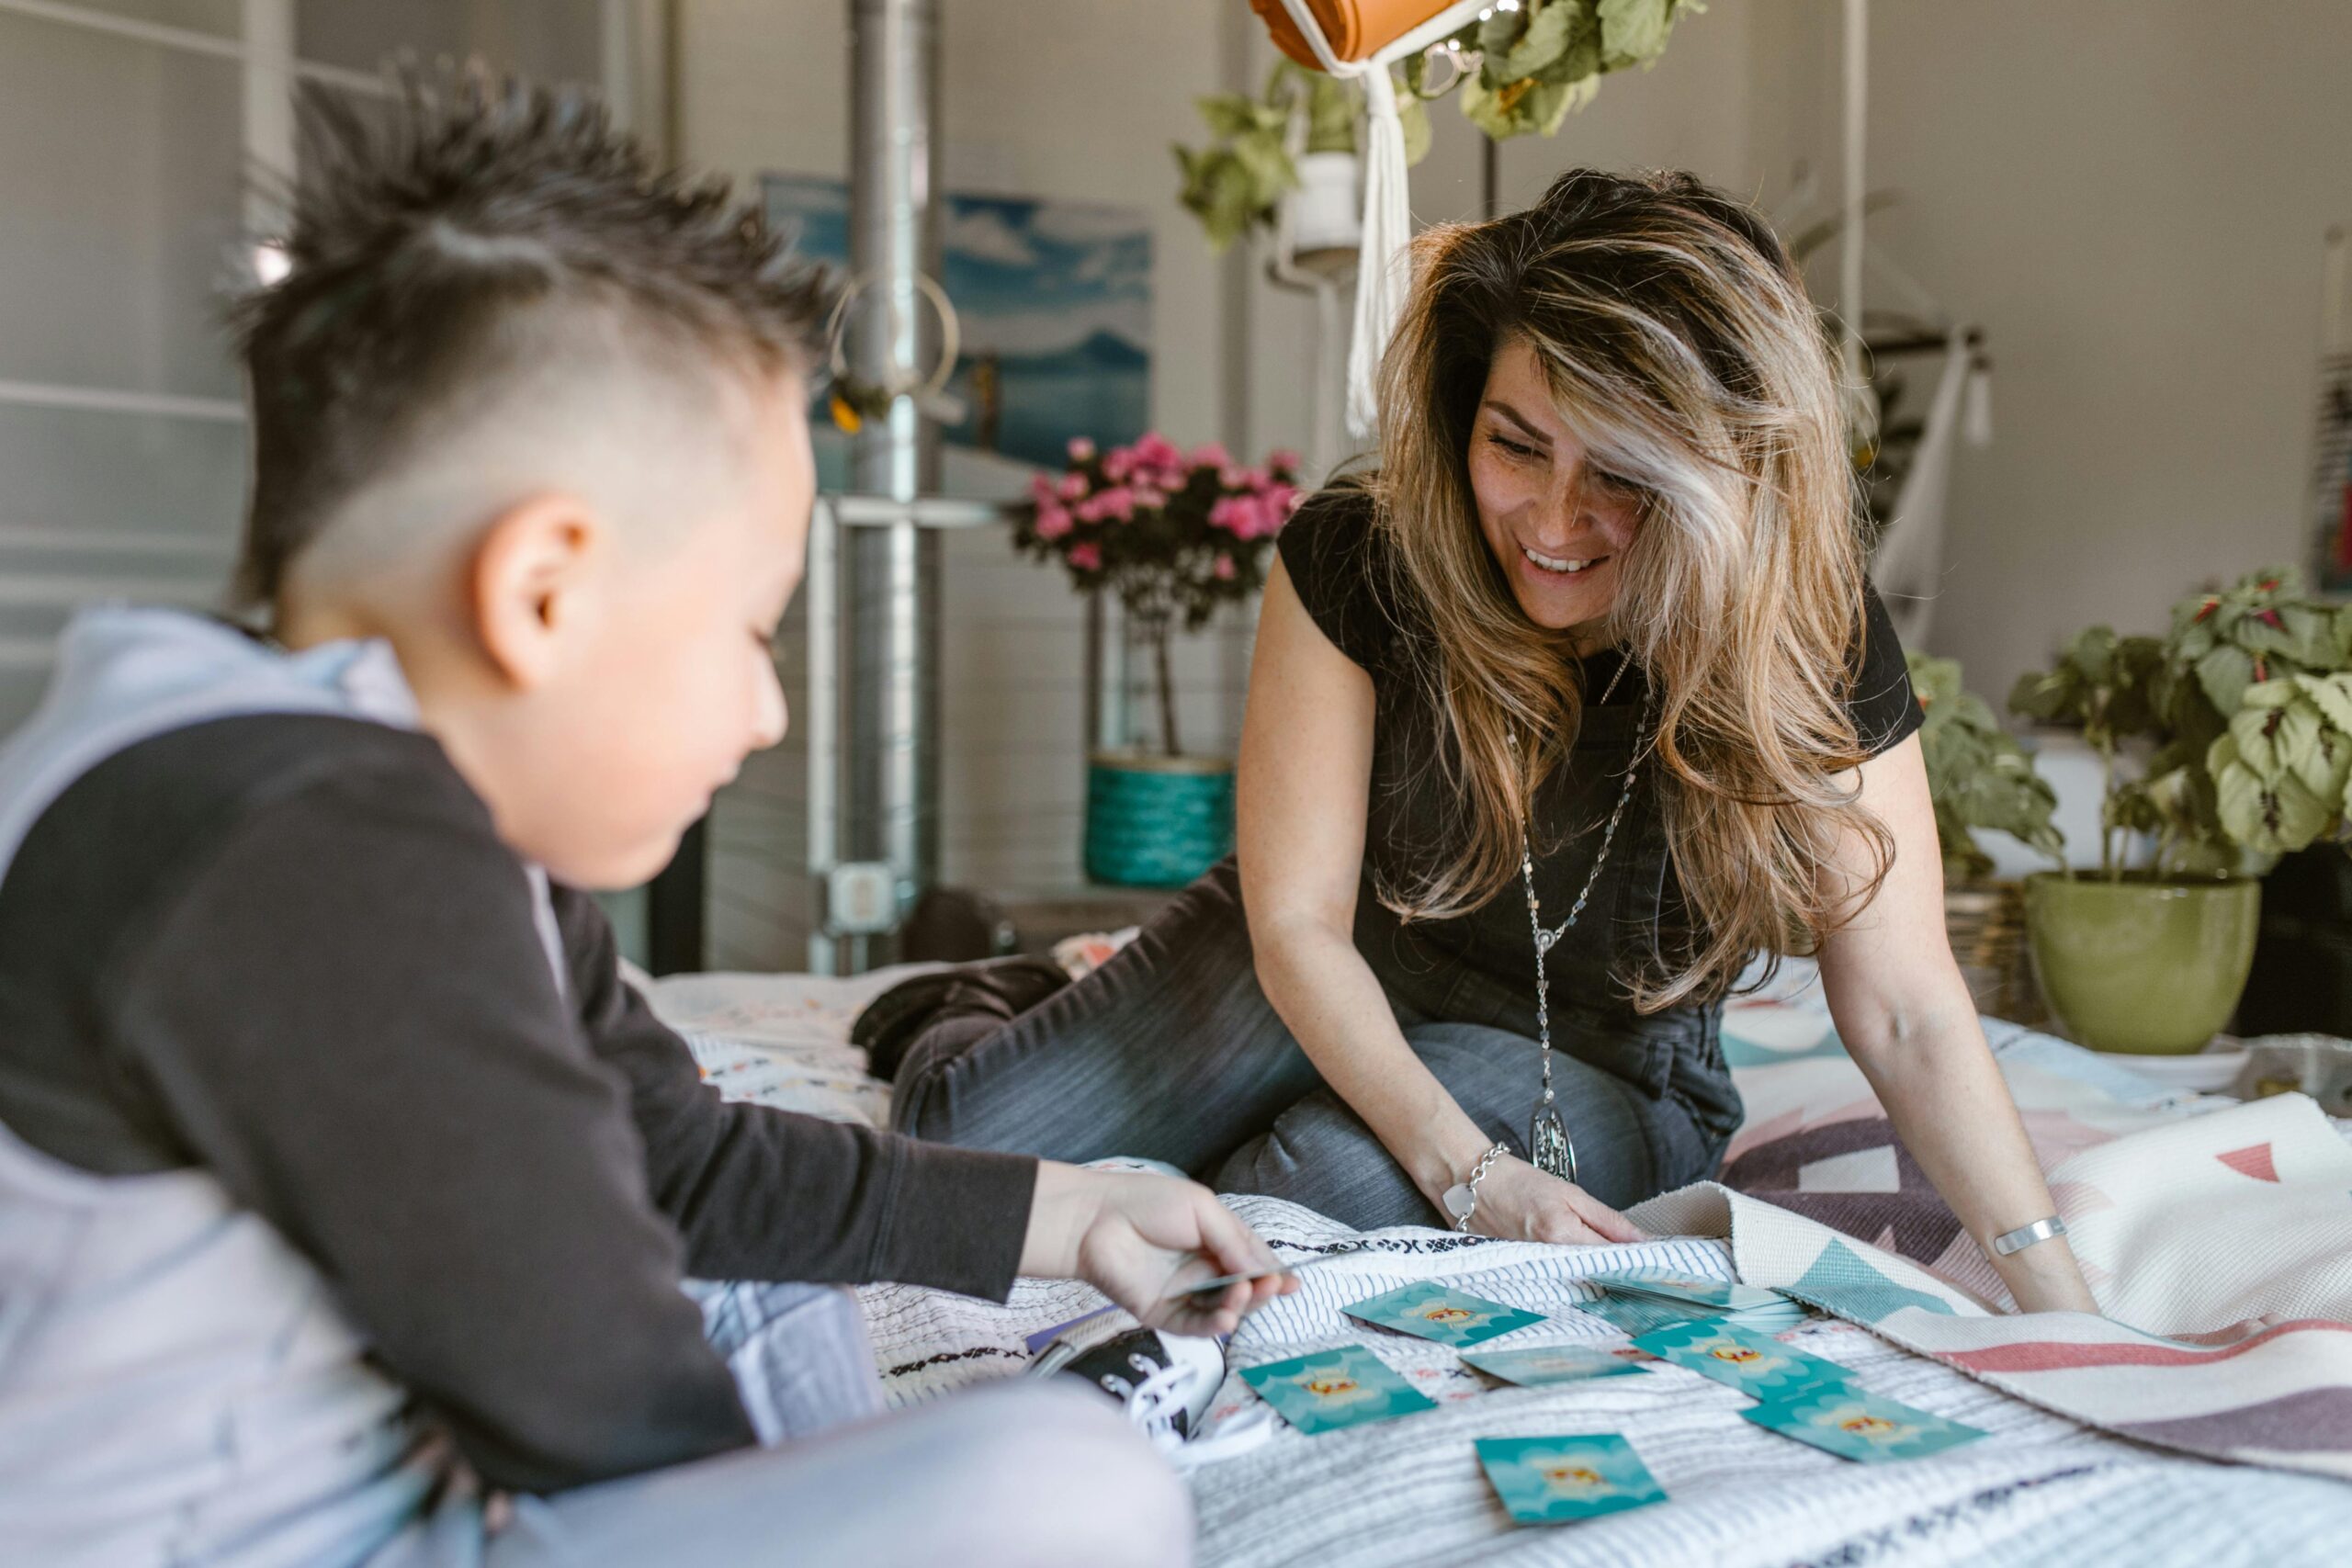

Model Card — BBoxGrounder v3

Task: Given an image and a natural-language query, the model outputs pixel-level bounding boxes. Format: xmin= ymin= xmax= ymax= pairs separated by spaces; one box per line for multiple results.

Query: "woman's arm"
xmin=1238 ymin=560 xmax=1636 ymax=1243
xmin=1813 ymin=732 xmax=2099 ymax=1314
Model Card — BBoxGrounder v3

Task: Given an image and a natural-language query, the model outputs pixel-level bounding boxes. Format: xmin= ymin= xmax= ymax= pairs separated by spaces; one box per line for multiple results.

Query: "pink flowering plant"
xmin=1018 ymin=432 xmax=1302 ymax=755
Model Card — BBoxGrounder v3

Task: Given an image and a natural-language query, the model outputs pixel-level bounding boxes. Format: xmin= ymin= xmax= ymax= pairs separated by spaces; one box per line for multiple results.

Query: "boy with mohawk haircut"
xmin=0 ymin=72 xmax=1280 ymax=1568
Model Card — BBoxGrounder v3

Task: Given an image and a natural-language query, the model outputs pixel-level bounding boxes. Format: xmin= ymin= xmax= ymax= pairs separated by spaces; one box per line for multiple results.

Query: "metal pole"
xmin=844 ymin=0 xmax=944 ymax=962
xmin=806 ymin=498 xmax=840 ymax=975
xmin=1840 ymin=0 xmax=1869 ymax=386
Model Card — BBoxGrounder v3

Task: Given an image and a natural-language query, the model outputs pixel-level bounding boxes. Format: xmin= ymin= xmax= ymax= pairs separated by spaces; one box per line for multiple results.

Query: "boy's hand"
xmin=1020 ymin=1163 xmax=1295 ymax=1337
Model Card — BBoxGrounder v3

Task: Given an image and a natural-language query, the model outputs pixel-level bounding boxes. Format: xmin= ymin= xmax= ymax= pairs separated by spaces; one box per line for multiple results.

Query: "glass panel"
xmin=296 ymin=0 xmax=603 ymax=88
xmin=0 ymin=402 xmax=242 ymax=734
xmin=0 ymin=10 xmax=245 ymax=398
xmin=42 ymin=2 xmax=245 ymax=38
xmin=0 ymin=403 xmax=245 ymax=548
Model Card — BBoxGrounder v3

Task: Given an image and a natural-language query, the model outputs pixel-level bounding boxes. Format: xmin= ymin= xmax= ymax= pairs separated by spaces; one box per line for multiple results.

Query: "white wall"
xmin=1755 ymin=0 xmax=2352 ymax=711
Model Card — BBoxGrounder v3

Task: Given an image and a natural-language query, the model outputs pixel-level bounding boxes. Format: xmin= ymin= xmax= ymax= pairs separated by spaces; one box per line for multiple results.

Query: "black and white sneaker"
xmin=1032 ymin=1319 xmax=1227 ymax=1453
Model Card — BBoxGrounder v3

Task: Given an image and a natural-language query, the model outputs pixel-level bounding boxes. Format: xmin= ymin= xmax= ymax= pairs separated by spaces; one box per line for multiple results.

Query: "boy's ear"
xmin=467 ymin=493 xmax=607 ymax=689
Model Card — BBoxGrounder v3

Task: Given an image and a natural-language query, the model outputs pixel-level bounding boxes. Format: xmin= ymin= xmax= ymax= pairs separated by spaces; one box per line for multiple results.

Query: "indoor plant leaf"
xmin=2268 ymin=698 xmax=2327 ymax=793
xmin=2213 ymin=736 xmax=2334 ymax=853
xmin=1498 ymin=0 xmax=1579 ymax=81
xmin=1478 ymin=6 xmax=1532 ymax=62
xmin=1458 ymin=73 xmax=1520 ymax=141
xmin=2299 ymin=671 xmax=2352 ymax=735
xmin=2261 ymin=771 xmax=2335 ymax=853
xmin=1597 ymin=0 xmax=1675 ymax=65
xmin=2065 ymin=625 xmax=2120 ymax=685
xmin=1193 ymin=93 xmax=1263 ymax=140
xmin=2223 ymin=681 xmax=2294 ymax=779
xmin=1303 ymin=72 xmax=1355 ymax=154
xmin=2194 ymin=642 xmax=2257 ymax=716
xmin=1537 ymin=72 xmax=1600 ymax=134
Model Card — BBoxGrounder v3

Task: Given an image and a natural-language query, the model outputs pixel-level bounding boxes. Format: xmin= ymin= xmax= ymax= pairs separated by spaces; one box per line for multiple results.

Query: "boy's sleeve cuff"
xmin=869 ymin=1144 xmax=1040 ymax=1302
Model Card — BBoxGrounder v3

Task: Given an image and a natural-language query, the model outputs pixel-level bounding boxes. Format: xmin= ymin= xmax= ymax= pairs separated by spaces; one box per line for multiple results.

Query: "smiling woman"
xmin=885 ymin=169 xmax=2098 ymax=1315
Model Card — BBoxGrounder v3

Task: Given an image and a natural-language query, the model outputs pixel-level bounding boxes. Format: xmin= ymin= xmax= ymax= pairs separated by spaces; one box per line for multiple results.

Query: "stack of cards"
xmin=1341 ymin=1281 xmax=1546 ymax=1348
xmin=1579 ymin=1269 xmax=1810 ymax=1336
xmin=1629 ymin=1320 xmax=1984 ymax=1463
xmin=1475 ymin=1434 xmax=1668 ymax=1525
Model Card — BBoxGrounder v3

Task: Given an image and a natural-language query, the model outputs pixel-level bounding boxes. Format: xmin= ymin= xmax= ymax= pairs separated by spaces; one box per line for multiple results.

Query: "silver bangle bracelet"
xmin=1988 ymin=1215 xmax=2067 ymax=1257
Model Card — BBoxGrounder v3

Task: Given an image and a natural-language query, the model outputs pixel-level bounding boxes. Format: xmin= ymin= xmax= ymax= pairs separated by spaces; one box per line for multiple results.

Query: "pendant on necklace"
xmin=1530 ymin=1102 xmax=1576 ymax=1183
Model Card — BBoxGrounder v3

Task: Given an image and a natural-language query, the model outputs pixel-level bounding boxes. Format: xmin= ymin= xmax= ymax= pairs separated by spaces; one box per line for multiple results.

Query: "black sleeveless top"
xmin=1275 ymin=486 xmax=1923 ymax=1043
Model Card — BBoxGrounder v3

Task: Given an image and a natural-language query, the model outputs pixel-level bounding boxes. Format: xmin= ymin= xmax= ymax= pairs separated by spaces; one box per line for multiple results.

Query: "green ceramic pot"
xmin=2022 ymin=870 xmax=2260 ymax=1054
xmin=1084 ymin=751 xmax=1235 ymax=888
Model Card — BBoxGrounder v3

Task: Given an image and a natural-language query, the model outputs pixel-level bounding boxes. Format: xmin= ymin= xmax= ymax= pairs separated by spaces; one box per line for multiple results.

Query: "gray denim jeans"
xmin=892 ymin=859 xmax=1742 ymax=1228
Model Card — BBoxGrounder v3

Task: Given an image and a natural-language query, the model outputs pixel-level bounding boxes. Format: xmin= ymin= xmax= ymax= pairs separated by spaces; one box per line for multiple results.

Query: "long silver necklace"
xmin=1509 ymin=650 xmax=1655 ymax=1184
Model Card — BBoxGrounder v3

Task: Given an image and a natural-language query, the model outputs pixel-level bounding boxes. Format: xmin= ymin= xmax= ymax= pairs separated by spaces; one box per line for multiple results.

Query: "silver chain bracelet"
xmin=1442 ymin=1142 xmax=1512 ymax=1234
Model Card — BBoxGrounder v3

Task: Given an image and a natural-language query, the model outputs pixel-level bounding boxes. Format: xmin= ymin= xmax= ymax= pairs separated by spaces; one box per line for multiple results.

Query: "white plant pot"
xmin=1286 ymin=151 xmax=1362 ymax=258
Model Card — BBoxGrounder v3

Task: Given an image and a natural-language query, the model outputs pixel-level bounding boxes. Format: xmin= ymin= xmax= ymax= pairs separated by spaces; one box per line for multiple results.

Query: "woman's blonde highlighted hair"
xmin=1366 ymin=168 xmax=1889 ymax=1010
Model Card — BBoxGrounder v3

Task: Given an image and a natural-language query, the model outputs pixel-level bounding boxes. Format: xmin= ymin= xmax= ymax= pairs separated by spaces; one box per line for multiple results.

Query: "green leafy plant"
xmin=1175 ymin=62 xmax=1430 ymax=254
xmin=1908 ymin=651 xmax=2062 ymax=881
xmin=1174 ymin=0 xmax=1699 ymax=253
xmin=1454 ymin=0 xmax=1694 ymax=141
xmin=2007 ymin=627 xmax=2169 ymax=876
xmin=2009 ymin=566 xmax=2352 ymax=876
xmin=2209 ymin=671 xmax=2352 ymax=853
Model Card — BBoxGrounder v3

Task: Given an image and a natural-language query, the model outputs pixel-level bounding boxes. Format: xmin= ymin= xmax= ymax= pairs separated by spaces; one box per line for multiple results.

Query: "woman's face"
xmin=1466 ymin=337 xmax=1645 ymax=640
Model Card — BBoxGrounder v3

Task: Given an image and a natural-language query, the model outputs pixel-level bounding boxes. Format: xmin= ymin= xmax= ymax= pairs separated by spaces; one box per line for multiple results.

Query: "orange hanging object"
xmin=1250 ymin=0 xmax=1446 ymax=69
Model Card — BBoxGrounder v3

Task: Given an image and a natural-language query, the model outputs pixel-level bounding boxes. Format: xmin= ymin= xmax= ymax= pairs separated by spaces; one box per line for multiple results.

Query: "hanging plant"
xmin=1173 ymin=0 xmax=1699 ymax=254
xmin=1175 ymin=62 xmax=1431 ymax=254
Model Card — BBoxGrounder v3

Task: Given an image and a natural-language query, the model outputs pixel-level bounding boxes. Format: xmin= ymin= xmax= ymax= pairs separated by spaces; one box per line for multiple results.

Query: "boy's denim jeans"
xmin=361 ymin=1285 xmax=1188 ymax=1568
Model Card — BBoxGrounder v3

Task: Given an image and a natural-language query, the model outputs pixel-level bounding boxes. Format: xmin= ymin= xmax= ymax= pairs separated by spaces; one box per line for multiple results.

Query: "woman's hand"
xmin=1460 ymin=1156 xmax=1648 ymax=1246
xmin=1020 ymin=1163 xmax=1295 ymax=1337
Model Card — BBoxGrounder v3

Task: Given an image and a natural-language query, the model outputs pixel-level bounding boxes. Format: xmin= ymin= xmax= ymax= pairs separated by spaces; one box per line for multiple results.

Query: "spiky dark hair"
xmin=227 ymin=67 xmax=831 ymax=606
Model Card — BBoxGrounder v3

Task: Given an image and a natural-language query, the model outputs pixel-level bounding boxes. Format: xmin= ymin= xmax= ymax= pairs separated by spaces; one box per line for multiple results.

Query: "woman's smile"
xmin=1517 ymin=544 xmax=1611 ymax=577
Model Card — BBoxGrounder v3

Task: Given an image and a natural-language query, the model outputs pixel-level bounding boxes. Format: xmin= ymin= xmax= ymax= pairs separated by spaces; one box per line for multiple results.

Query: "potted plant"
xmin=1907 ymin=651 xmax=2064 ymax=1021
xmin=1174 ymin=0 xmax=1699 ymax=253
xmin=1017 ymin=434 xmax=1303 ymax=887
xmin=1174 ymin=60 xmax=1427 ymax=254
xmin=2007 ymin=568 xmax=2352 ymax=1052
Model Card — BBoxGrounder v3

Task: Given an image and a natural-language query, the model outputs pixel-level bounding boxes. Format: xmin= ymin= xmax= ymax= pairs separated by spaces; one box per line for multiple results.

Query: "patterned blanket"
xmin=1704 ymin=969 xmax=2352 ymax=1480
xmin=646 ymin=961 xmax=2352 ymax=1562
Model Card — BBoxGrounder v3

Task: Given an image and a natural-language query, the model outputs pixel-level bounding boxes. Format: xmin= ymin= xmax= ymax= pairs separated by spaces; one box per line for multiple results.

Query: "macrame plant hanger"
xmin=1266 ymin=0 xmax=1494 ymax=441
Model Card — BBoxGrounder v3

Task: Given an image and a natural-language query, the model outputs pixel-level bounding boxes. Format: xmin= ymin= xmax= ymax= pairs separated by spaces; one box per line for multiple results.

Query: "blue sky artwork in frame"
xmin=762 ymin=175 xmax=1151 ymax=474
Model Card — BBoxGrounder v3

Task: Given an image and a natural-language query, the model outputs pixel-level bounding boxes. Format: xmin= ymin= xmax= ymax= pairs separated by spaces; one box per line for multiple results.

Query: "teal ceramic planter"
xmin=2023 ymin=871 xmax=2260 ymax=1054
xmin=1085 ymin=751 xmax=1235 ymax=888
